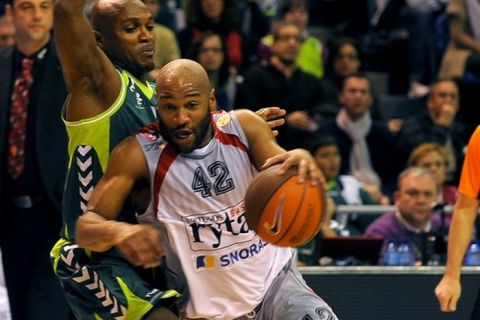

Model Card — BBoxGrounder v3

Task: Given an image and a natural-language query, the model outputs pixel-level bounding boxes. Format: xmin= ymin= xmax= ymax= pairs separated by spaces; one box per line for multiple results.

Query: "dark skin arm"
xmin=75 ymin=137 xmax=163 ymax=268
xmin=236 ymin=109 xmax=325 ymax=186
xmin=53 ymin=0 xmax=120 ymax=121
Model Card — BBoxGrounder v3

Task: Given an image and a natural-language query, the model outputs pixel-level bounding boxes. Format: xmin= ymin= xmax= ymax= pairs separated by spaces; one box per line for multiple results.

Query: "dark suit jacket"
xmin=0 ymin=39 xmax=68 ymax=225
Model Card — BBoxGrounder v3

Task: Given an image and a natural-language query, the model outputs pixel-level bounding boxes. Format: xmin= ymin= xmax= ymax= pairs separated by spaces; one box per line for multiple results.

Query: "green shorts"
xmin=51 ymin=238 xmax=180 ymax=320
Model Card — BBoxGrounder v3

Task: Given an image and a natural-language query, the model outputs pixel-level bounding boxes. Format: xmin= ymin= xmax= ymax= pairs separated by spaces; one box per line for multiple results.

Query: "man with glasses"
xmin=236 ymin=21 xmax=323 ymax=150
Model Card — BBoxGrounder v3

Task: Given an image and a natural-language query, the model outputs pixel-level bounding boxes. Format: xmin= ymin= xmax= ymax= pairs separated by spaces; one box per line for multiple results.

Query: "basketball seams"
xmin=245 ymin=164 xmax=325 ymax=248
xmin=300 ymin=185 xmax=326 ymax=245
xmin=244 ymin=165 xmax=297 ymax=230
xmin=272 ymin=177 xmax=307 ymax=245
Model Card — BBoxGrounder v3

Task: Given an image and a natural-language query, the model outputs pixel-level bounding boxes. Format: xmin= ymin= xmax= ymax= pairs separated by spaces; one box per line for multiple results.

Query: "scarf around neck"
xmin=336 ymin=108 xmax=381 ymax=187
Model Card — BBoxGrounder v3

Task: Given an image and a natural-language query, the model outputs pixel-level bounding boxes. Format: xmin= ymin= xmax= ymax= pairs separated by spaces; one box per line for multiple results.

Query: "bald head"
xmin=156 ymin=59 xmax=212 ymax=94
xmin=91 ymin=0 xmax=132 ymax=33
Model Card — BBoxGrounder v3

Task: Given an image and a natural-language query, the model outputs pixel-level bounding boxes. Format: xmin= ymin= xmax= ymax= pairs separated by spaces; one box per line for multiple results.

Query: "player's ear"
xmin=94 ymin=30 xmax=105 ymax=49
xmin=209 ymin=89 xmax=217 ymax=111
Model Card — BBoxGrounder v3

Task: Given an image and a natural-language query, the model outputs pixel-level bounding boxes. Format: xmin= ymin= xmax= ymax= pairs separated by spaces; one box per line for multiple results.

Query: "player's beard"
xmin=159 ymin=111 xmax=213 ymax=153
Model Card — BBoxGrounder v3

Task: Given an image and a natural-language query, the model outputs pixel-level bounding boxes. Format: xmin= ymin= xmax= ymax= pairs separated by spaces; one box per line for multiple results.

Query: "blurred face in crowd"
xmin=198 ymin=34 xmax=224 ymax=74
xmin=334 ymin=42 xmax=360 ymax=77
xmin=339 ymin=76 xmax=373 ymax=121
xmin=414 ymin=150 xmax=448 ymax=187
xmin=395 ymin=170 xmax=437 ymax=229
xmin=156 ymin=60 xmax=215 ymax=153
xmin=0 ymin=17 xmax=15 ymax=48
xmin=201 ymin=0 xmax=224 ymax=21
xmin=94 ymin=0 xmax=156 ymax=77
xmin=6 ymin=0 xmax=53 ymax=47
xmin=314 ymin=144 xmax=341 ymax=181
xmin=427 ymin=80 xmax=459 ymax=121
xmin=272 ymin=24 xmax=300 ymax=66
xmin=283 ymin=6 xmax=308 ymax=32
xmin=144 ymin=0 xmax=160 ymax=18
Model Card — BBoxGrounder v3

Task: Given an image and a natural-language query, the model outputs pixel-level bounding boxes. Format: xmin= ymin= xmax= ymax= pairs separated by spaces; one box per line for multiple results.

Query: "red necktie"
xmin=7 ymin=57 xmax=34 ymax=179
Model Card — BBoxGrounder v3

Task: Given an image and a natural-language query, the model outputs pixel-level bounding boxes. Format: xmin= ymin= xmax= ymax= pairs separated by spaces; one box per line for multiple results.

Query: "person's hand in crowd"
xmin=286 ymin=110 xmax=318 ymax=132
xmin=431 ymin=103 xmax=457 ymax=127
xmin=387 ymin=119 xmax=403 ymax=134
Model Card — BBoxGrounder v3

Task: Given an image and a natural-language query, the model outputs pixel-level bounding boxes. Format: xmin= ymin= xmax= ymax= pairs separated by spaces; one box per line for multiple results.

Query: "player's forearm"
xmin=75 ymin=212 xmax=125 ymax=252
xmin=444 ymin=207 xmax=476 ymax=279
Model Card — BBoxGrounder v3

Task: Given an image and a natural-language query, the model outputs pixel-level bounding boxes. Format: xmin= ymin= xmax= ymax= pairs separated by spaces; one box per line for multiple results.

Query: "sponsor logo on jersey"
xmin=183 ymin=201 xmax=255 ymax=251
xmin=216 ymin=113 xmax=231 ymax=127
xmin=195 ymin=238 xmax=268 ymax=270
xmin=196 ymin=255 xmax=215 ymax=269
xmin=135 ymin=92 xmax=145 ymax=109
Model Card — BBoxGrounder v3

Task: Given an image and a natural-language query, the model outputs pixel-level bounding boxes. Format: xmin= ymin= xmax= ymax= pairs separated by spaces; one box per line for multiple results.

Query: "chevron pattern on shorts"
xmin=76 ymin=145 xmax=94 ymax=212
xmin=73 ymin=266 xmax=127 ymax=319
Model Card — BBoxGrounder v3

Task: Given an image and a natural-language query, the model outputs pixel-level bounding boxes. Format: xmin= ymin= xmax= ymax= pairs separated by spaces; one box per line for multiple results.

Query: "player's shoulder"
xmin=234 ymin=109 xmax=262 ymax=123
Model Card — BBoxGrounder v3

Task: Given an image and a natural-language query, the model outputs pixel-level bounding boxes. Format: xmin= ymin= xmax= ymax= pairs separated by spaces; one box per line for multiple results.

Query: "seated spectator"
xmin=314 ymin=37 xmax=384 ymax=123
xmin=365 ymin=167 xmax=446 ymax=265
xmin=188 ymin=31 xmax=237 ymax=110
xmin=177 ymin=0 xmax=244 ymax=72
xmin=315 ymin=73 xmax=397 ymax=196
xmin=395 ymin=79 xmax=465 ymax=185
xmin=408 ymin=142 xmax=457 ymax=206
xmin=258 ymin=0 xmax=324 ymax=78
xmin=144 ymin=0 xmax=180 ymax=79
xmin=438 ymin=0 xmax=480 ymax=80
xmin=0 ymin=14 xmax=14 ymax=49
xmin=407 ymin=143 xmax=457 ymax=227
xmin=235 ymin=21 xmax=323 ymax=150
xmin=305 ymin=134 xmax=387 ymax=236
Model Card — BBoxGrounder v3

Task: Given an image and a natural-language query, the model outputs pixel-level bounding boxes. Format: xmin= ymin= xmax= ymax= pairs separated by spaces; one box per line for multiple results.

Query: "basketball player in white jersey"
xmin=75 ymin=59 xmax=338 ymax=320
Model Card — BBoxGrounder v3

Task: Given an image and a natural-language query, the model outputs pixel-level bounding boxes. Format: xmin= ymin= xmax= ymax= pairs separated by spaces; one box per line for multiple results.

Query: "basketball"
xmin=244 ymin=164 xmax=326 ymax=247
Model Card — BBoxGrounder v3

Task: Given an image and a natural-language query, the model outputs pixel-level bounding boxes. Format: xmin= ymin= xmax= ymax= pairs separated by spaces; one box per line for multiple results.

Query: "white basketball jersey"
xmin=136 ymin=111 xmax=292 ymax=319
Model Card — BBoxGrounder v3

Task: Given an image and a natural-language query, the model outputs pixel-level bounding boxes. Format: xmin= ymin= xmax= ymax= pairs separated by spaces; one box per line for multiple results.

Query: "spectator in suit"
xmin=0 ymin=0 xmax=72 ymax=318
xmin=236 ymin=21 xmax=323 ymax=150
xmin=395 ymin=79 xmax=465 ymax=185
xmin=315 ymin=72 xmax=397 ymax=196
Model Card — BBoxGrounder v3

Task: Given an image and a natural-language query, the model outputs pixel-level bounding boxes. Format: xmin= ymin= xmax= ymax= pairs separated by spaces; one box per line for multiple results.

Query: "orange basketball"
xmin=244 ymin=164 xmax=326 ymax=247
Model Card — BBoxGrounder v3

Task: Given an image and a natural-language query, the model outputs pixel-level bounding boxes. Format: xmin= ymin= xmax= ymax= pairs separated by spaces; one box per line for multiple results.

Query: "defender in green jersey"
xmin=50 ymin=0 xmax=179 ymax=319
